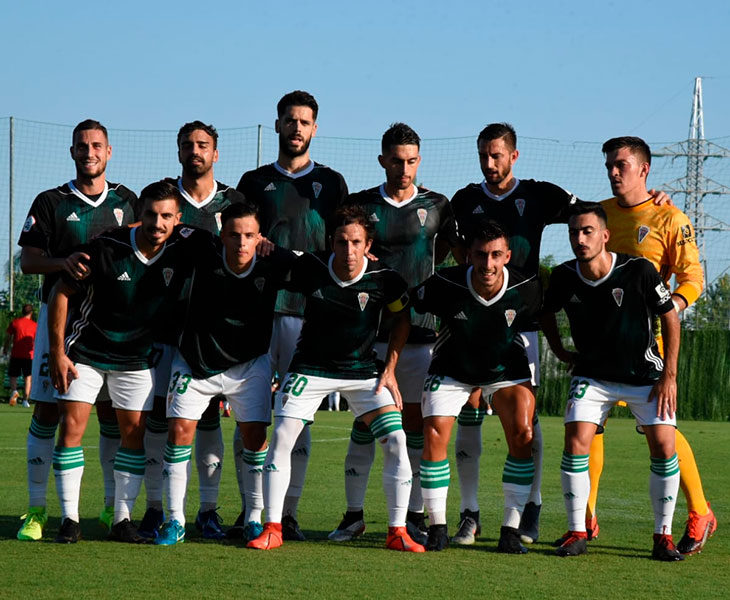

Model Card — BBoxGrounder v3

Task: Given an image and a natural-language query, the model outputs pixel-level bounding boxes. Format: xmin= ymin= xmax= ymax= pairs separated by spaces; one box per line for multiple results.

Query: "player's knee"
xmin=353 ymin=419 xmax=369 ymax=433
xmin=34 ymin=401 xmax=59 ymax=425
xmin=512 ymin=423 xmax=533 ymax=451
xmin=241 ymin=425 xmax=268 ymax=451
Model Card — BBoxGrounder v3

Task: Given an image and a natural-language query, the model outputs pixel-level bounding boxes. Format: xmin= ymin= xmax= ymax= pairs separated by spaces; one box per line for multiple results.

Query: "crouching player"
xmin=156 ymin=202 xmax=290 ymax=545
xmin=248 ymin=205 xmax=424 ymax=552
xmin=540 ymin=203 xmax=682 ymax=561
xmin=412 ymin=219 xmax=541 ymax=553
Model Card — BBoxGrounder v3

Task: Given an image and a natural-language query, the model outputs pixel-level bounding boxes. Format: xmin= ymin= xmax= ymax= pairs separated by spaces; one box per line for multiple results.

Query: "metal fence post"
xmin=256 ymin=124 xmax=262 ymax=168
xmin=8 ymin=116 xmax=14 ymax=312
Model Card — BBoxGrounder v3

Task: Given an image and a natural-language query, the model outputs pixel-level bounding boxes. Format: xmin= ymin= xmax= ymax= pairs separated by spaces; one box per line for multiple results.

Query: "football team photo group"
xmin=11 ymin=89 xmax=718 ymax=562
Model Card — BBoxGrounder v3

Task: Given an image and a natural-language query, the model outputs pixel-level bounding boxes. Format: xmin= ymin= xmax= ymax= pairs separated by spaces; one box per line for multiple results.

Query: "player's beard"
xmin=182 ymin=157 xmax=212 ymax=178
xmin=279 ymin=134 xmax=312 ymax=158
xmin=75 ymin=159 xmax=106 ymax=181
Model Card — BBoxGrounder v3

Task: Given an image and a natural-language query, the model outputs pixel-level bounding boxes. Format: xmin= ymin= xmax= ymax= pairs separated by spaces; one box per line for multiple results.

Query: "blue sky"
xmin=3 ymin=0 xmax=730 ymax=142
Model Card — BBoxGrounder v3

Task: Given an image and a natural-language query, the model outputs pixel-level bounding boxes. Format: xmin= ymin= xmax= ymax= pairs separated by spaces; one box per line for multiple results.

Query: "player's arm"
xmin=538 ymin=311 xmax=576 ymax=366
xmin=666 ymin=217 xmax=704 ymax=310
xmin=48 ymin=280 xmax=79 ymax=394
xmin=375 ymin=304 xmax=410 ymax=410
xmin=20 ymin=246 xmax=91 ymax=280
xmin=651 ymin=308 xmax=680 ymax=420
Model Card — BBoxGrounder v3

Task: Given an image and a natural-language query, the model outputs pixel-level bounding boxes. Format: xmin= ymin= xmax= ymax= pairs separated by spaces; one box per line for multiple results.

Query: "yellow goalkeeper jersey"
xmin=601 ymin=197 xmax=704 ymax=307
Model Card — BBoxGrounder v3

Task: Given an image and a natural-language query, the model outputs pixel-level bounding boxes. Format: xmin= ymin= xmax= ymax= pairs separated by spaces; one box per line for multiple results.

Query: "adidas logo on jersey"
xmin=369 ymin=213 xmax=380 ymax=222
xmin=117 ymin=272 xmax=131 ymax=281
xmin=472 ymin=206 xmax=485 ymax=214
xmin=569 ymin=294 xmax=581 ymax=303
xmin=66 ymin=212 xmax=81 ymax=222
xmin=454 ymin=311 xmax=468 ymax=320
xmin=312 ymin=289 xmax=324 ymax=299
xmin=264 ymin=183 xmax=276 ymax=191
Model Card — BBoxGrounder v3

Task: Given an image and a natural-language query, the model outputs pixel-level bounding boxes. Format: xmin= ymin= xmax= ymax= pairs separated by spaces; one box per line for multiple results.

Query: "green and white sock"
xmin=98 ymin=420 xmax=120 ymax=507
xmin=243 ymin=448 xmax=268 ymax=523
xmin=163 ymin=442 xmax=192 ymax=526
xmin=560 ymin=452 xmax=590 ymax=532
xmin=455 ymin=414 xmax=483 ymax=513
xmin=405 ymin=432 xmax=424 ymax=512
xmin=113 ymin=447 xmax=145 ymax=524
xmin=344 ymin=423 xmax=375 ymax=511
xmin=650 ymin=454 xmax=680 ymax=534
xmin=371 ymin=412 xmax=410 ymax=527
xmin=28 ymin=417 xmax=57 ymax=507
xmin=195 ymin=420 xmax=223 ymax=512
xmin=502 ymin=454 xmax=535 ymax=528
xmin=143 ymin=416 xmax=168 ymax=510
xmin=421 ymin=458 xmax=450 ymax=525
xmin=53 ymin=446 xmax=84 ymax=522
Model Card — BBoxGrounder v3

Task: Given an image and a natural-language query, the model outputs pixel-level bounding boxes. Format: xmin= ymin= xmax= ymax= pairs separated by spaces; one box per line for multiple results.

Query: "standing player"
xmin=48 ymin=180 xmax=191 ymax=544
xmin=576 ymin=136 xmax=714 ymax=555
xmin=247 ymin=205 xmax=423 ymax=552
xmin=155 ymin=203 xmax=292 ymax=545
xmin=4 ymin=304 xmax=37 ymax=407
xmin=235 ymin=91 xmax=348 ymax=540
xmin=413 ymin=220 xmax=541 ymax=553
xmin=140 ymin=121 xmax=246 ymax=540
xmin=329 ymin=123 xmax=458 ymax=544
xmin=16 ymin=120 xmax=137 ymax=541
xmin=541 ymin=203 xmax=683 ymax=561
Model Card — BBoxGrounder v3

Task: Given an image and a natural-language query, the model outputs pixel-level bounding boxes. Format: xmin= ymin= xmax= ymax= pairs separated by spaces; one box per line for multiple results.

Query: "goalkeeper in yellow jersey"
xmin=558 ymin=135 xmax=715 ymax=555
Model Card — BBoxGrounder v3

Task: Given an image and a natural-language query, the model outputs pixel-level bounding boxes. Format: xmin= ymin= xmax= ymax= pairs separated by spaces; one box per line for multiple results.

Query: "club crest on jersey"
xmin=357 ymin=292 xmax=369 ymax=311
xmin=312 ymin=181 xmax=322 ymax=198
xmin=113 ymin=208 xmax=124 ymax=226
xmin=22 ymin=215 xmax=35 ymax=232
xmin=416 ymin=208 xmax=428 ymax=227
xmin=215 ymin=212 xmax=222 ymax=232
xmin=162 ymin=268 xmax=174 ymax=287
xmin=612 ymin=288 xmax=624 ymax=307
xmin=514 ymin=198 xmax=526 ymax=216
xmin=638 ymin=225 xmax=650 ymax=244
xmin=254 ymin=277 xmax=265 ymax=292
xmin=504 ymin=309 xmax=516 ymax=327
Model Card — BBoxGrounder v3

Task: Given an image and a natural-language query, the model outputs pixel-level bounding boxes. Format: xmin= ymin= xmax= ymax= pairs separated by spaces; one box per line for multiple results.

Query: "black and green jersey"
xmin=451 ymin=179 xmax=577 ymax=277
xmin=165 ymin=177 xmax=245 ymax=234
xmin=542 ymin=253 xmax=674 ymax=385
xmin=346 ymin=184 xmax=459 ymax=344
xmin=18 ymin=181 xmax=138 ymax=302
xmin=178 ymin=237 xmax=298 ymax=379
xmin=62 ymin=225 xmax=200 ymax=371
xmin=413 ymin=265 xmax=541 ymax=386
xmin=286 ymin=252 xmax=409 ymax=379
xmin=237 ymin=161 xmax=348 ymax=317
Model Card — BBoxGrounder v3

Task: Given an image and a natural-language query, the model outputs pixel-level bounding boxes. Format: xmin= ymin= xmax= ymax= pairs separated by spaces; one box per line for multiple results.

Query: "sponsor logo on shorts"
xmin=23 ymin=215 xmax=35 ymax=232
xmin=264 ymin=183 xmax=276 ymax=191
xmin=417 ymin=208 xmax=428 ymax=227
xmin=163 ymin=268 xmax=174 ymax=287
xmin=638 ymin=225 xmax=650 ymax=243
xmin=254 ymin=277 xmax=265 ymax=292
xmin=113 ymin=208 xmax=124 ymax=226
xmin=504 ymin=309 xmax=516 ymax=326
xmin=612 ymin=288 xmax=624 ymax=307
xmin=66 ymin=212 xmax=80 ymax=222
xmin=514 ymin=198 xmax=526 ymax=216
xmin=312 ymin=181 xmax=322 ymax=198
xmin=357 ymin=292 xmax=369 ymax=311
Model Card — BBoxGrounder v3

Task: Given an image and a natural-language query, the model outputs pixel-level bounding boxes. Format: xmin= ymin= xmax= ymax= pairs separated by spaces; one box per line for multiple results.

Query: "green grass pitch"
xmin=0 ymin=406 xmax=728 ymax=599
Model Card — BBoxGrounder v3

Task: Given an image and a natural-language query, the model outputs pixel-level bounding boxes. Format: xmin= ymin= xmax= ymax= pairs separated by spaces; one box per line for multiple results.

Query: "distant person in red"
xmin=4 ymin=304 xmax=37 ymax=407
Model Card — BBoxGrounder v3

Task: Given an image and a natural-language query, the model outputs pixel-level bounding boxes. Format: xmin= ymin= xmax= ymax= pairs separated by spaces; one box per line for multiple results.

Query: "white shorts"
xmin=422 ymin=374 xmax=531 ymax=419
xmin=520 ymin=331 xmax=540 ymax=387
xmin=166 ymin=351 xmax=272 ymax=423
xmin=275 ymin=373 xmax=395 ymax=422
xmin=152 ymin=343 xmax=175 ymax=398
xmin=29 ymin=303 xmax=55 ymax=403
xmin=564 ymin=376 xmax=676 ymax=427
xmin=269 ymin=315 xmax=303 ymax=378
xmin=56 ymin=363 xmax=155 ymax=411
xmin=374 ymin=342 xmax=433 ymax=405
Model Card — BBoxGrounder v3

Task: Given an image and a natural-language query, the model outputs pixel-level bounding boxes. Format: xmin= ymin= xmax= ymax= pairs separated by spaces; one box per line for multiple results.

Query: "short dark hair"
xmin=220 ymin=201 xmax=260 ymax=228
xmin=22 ymin=304 xmax=33 ymax=316
xmin=477 ymin=122 xmax=517 ymax=151
xmin=72 ymin=119 xmax=108 ymax=144
xmin=602 ymin=136 xmax=651 ymax=166
xmin=277 ymin=90 xmax=319 ymax=120
xmin=329 ymin=204 xmax=374 ymax=241
xmin=381 ymin=122 xmax=420 ymax=154
xmin=465 ymin=219 xmax=510 ymax=247
xmin=139 ymin=180 xmax=182 ymax=210
xmin=568 ymin=202 xmax=608 ymax=228
xmin=177 ymin=121 xmax=219 ymax=149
